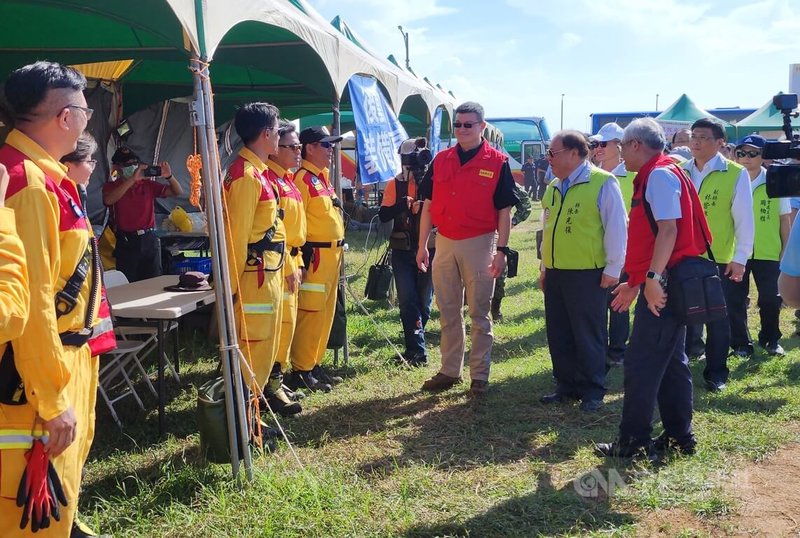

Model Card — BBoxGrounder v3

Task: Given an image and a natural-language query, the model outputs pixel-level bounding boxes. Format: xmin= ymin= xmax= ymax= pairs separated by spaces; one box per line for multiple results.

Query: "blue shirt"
xmin=780 ymin=217 xmax=800 ymax=276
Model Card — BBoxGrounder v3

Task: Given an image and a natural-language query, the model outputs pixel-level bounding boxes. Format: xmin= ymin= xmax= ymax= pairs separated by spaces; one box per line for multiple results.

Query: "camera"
xmin=400 ymin=137 xmax=432 ymax=179
xmin=764 ymin=93 xmax=800 ymax=198
xmin=143 ymin=165 xmax=163 ymax=177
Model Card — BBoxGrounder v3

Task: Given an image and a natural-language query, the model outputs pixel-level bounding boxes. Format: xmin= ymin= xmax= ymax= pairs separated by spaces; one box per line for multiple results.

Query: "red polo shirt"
xmin=103 ymin=179 xmax=169 ymax=232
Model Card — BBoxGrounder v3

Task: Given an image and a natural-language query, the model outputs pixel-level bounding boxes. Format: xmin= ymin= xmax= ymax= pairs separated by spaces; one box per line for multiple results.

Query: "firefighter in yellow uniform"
xmin=224 ymin=103 xmax=285 ymax=396
xmin=0 ymin=62 xmax=100 ymax=537
xmin=264 ymin=121 xmax=306 ymax=415
xmin=286 ymin=126 xmax=345 ymax=392
xmin=0 ymin=163 xmax=29 ymax=346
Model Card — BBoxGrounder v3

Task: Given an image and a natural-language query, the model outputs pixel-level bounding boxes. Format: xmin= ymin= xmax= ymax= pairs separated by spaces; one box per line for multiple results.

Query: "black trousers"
xmin=607 ymin=275 xmax=630 ymax=362
xmin=685 ymin=263 xmax=736 ymax=384
xmin=544 ymin=268 xmax=608 ymax=401
xmin=727 ymin=259 xmax=782 ymax=346
xmin=115 ymin=230 xmax=163 ymax=283
xmin=619 ymin=289 xmax=693 ymax=446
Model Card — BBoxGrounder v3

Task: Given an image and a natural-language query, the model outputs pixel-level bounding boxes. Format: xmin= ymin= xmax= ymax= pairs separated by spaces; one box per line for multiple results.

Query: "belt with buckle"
xmin=119 ymin=227 xmax=155 ymax=237
xmin=304 ymin=239 xmax=344 ymax=248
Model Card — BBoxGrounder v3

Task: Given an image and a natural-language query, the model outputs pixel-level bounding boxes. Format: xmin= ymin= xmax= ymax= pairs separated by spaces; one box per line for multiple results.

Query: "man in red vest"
xmin=596 ymin=118 xmax=710 ymax=459
xmin=416 ymin=101 xmax=518 ymax=398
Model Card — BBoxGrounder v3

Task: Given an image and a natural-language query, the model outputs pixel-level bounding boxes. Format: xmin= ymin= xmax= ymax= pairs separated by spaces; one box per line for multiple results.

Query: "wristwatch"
xmin=497 ymin=246 xmax=511 ymax=255
xmin=646 ymin=270 xmax=666 ymax=284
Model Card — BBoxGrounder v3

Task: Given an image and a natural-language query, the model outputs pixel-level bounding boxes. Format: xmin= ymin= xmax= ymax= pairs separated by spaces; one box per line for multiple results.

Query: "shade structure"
xmin=734 ymin=94 xmax=799 ymax=138
xmin=656 ymin=94 xmax=735 ymax=139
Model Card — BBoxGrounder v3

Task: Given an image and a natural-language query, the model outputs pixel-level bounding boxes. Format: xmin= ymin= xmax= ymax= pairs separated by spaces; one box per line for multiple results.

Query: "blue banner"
xmin=349 ymin=74 xmax=408 ymax=185
xmin=430 ymin=106 xmax=443 ymax=156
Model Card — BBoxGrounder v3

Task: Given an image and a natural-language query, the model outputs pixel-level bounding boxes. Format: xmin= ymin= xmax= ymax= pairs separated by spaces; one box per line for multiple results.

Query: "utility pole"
xmin=398 ymin=26 xmax=410 ymax=70
xmin=655 ymin=93 xmax=660 ymax=111
xmin=560 ymin=93 xmax=565 ymax=130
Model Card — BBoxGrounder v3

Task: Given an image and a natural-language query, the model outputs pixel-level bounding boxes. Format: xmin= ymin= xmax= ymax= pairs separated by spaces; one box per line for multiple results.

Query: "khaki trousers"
xmin=432 ymin=232 xmax=496 ymax=382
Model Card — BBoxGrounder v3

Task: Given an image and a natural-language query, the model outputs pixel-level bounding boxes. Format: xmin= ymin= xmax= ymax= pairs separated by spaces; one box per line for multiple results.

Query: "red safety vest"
xmin=625 ymin=153 xmax=711 ymax=287
xmin=430 ymin=141 xmax=506 ymax=240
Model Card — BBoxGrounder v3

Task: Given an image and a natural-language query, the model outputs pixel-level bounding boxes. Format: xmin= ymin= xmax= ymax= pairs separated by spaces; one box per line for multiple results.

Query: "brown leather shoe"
xmin=469 ymin=379 xmax=489 ymax=398
xmin=421 ymin=372 xmax=462 ymax=392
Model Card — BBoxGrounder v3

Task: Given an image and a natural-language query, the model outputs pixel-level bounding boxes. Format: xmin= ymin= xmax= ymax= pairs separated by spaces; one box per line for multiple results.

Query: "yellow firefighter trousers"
xmin=0 ymin=346 xmax=97 ymax=537
xmin=237 ymin=267 xmax=283 ymax=389
xmin=275 ymin=252 xmax=302 ymax=369
xmin=290 ymin=246 xmax=342 ymax=371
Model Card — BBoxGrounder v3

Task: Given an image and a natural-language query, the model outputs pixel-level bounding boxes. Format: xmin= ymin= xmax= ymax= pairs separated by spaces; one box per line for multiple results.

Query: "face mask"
xmin=122 ymin=164 xmax=138 ymax=177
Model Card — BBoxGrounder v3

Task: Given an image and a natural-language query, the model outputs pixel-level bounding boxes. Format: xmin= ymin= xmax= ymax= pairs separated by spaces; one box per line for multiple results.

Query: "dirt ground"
xmin=638 ymin=441 xmax=800 ymax=537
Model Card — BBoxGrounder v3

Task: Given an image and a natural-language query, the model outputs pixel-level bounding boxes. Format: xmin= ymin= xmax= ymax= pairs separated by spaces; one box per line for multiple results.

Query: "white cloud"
xmin=559 ymin=32 xmax=581 ymax=50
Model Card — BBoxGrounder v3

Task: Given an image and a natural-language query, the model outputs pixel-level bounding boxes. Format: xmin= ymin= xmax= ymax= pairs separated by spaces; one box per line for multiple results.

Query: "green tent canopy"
xmin=734 ymin=94 xmax=798 ymax=138
xmin=656 ymin=94 xmax=735 ymax=138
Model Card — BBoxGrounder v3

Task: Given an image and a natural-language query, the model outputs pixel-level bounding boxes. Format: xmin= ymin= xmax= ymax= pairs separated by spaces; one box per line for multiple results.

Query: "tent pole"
xmin=190 ymin=52 xmax=253 ymax=483
xmin=332 ymin=94 xmax=349 ymax=367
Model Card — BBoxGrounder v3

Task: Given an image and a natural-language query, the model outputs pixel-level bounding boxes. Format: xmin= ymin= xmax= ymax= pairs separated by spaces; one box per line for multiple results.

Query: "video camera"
xmin=764 ymin=93 xmax=800 ymax=198
xmin=400 ymin=137 xmax=433 ymax=180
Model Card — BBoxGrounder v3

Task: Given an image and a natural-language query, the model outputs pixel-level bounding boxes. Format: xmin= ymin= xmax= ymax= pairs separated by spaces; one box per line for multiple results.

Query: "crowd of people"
xmin=1 ymin=55 xmax=799 ymax=536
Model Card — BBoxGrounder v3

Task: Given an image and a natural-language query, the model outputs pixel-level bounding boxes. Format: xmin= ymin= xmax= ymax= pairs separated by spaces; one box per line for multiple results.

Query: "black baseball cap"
xmin=299 ymin=126 xmax=343 ymax=145
xmin=111 ymin=146 xmax=140 ymax=165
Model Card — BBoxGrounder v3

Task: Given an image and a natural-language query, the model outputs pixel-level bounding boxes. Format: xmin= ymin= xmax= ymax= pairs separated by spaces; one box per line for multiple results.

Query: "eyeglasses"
xmin=314 ymin=141 xmax=334 ymax=148
xmin=690 ymin=134 xmax=716 ymax=142
xmin=453 ymin=121 xmax=481 ymax=129
xmin=279 ymin=144 xmax=302 ymax=151
xmin=736 ymin=149 xmax=761 ymax=158
xmin=546 ymin=147 xmax=568 ymax=158
xmin=84 ymin=159 xmax=97 ymax=168
xmin=65 ymin=104 xmax=93 ymax=120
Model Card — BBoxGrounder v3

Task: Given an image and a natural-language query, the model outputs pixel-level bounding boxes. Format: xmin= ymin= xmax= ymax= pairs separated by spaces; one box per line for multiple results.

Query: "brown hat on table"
xmin=164 ymin=271 xmax=212 ymax=292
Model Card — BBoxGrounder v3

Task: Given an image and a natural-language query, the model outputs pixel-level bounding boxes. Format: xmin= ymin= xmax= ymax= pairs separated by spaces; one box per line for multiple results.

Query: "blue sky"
xmin=314 ymin=0 xmax=800 ymax=133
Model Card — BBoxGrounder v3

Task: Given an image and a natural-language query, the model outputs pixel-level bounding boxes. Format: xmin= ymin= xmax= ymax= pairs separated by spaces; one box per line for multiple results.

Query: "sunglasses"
xmin=594 ymin=141 xmax=617 ymax=148
xmin=546 ymin=147 xmax=568 ymax=158
xmin=453 ymin=121 xmax=481 ymax=129
xmin=313 ymin=141 xmax=334 ymax=148
xmin=279 ymin=143 xmax=302 ymax=151
xmin=735 ymin=149 xmax=761 ymax=158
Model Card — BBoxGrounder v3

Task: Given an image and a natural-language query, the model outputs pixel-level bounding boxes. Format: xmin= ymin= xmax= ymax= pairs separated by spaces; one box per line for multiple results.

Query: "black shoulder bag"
xmin=642 ymin=171 xmax=727 ymax=325
xmin=364 ymin=245 xmax=394 ymax=301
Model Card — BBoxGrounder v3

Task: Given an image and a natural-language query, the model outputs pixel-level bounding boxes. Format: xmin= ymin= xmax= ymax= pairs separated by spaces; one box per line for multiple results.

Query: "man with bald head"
xmin=539 ymin=130 xmax=627 ymax=412
xmin=0 ymin=61 xmax=100 ymax=536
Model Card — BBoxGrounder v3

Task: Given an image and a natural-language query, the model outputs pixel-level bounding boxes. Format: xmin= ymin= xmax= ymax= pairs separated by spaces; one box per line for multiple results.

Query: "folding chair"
xmin=98 ymin=339 xmax=149 ymax=428
xmin=103 ymin=270 xmax=181 ymax=397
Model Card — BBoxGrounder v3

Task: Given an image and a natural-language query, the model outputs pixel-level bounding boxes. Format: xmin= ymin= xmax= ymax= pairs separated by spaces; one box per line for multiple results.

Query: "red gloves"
xmin=16 ymin=439 xmax=68 ymax=532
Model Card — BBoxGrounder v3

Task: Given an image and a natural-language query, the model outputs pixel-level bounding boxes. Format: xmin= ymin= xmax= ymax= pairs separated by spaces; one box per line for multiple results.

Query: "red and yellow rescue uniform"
xmin=0 ymin=206 xmax=28 ymax=344
xmin=224 ymin=147 xmax=285 ymax=389
xmin=290 ymin=159 xmax=344 ymax=371
xmin=0 ymin=129 xmax=100 ymax=536
xmin=265 ymin=159 xmax=306 ymax=368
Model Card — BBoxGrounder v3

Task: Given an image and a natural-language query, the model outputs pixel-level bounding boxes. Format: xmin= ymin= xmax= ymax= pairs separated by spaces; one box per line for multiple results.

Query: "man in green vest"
xmin=539 ymin=130 xmax=628 ymax=412
xmin=593 ymin=122 xmax=635 ymax=367
xmin=682 ymin=118 xmax=754 ymax=392
xmin=728 ymin=135 xmax=790 ymax=355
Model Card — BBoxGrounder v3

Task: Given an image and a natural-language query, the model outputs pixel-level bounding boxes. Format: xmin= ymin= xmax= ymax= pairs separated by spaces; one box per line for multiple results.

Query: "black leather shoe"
xmin=594 ymin=441 xmax=654 ymax=460
xmin=579 ymin=399 xmax=603 ymax=412
xmin=312 ymin=365 xmax=343 ymax=386
xmin=704 ymin=379 xmax=727 ymax=392
xmin=539 ymin=392 xmax=576 ymax=404
xmin=731 ymin=346 xmax=753 ymax=359
xmin=284 ymin=370 xmax=332 ymax=393
xmin=652 ymin=432 xmax=697 ymax=455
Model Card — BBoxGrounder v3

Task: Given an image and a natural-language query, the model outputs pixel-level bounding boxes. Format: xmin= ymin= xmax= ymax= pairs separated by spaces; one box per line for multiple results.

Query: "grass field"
xmin=82 ymin=209 xmax=800 ymax=537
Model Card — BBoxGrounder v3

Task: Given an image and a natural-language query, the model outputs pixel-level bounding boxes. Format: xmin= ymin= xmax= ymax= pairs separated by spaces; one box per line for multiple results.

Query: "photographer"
xmin=102 ymin=146 xmax=183 ymax=282
xmin=379 ymin=138 xmax=434 ymax=367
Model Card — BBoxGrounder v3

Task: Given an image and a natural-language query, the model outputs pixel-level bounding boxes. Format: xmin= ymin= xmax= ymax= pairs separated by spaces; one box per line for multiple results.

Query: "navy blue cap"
xmin=736 ymin=134 xmax=766 ymax=149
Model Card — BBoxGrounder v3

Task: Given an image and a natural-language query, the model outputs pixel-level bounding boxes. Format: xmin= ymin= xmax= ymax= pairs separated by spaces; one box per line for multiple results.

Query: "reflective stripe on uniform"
xmin=0 ymin=429 xmax=47 ymax=449
xmin=242 ymin=303 xmax=275 ymax=314
xmin=299 ymin=282 xmax=325 ymax=293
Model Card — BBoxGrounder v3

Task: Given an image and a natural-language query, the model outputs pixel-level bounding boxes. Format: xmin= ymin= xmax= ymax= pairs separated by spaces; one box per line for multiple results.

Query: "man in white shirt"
xmin=681 ymin=118 xmax=754 ymax=392
xmin=729 ymin=135 xmax=790 ymax=355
